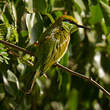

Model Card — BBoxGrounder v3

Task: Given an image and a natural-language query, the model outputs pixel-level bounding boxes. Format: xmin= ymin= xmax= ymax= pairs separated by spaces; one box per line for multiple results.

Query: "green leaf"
xmin=54 ymin=0 xmax=64 ymax=8
xmin=45 ymin=13 xmax=55 ymax=24
xmin=8 ymin=1 xmax=17 ymax=27
xmin=107 ymin=33 xmax=110 ymax=44
xmin=0 ymin=45 xmax=9 ymax=64
xmin=60 ymin=50 xmax=69 ymax=66
xmin=47 ymin=0 xmax=55 ymax=12
xmin=3 ymin=75 xmax=15 ymax=96
xmin=2 ymin=69 xmax=20 ymax=96
xmin=1 ymin=14 xmax=10 ymax=27
xmin=74 ymin=0 xmax=86 ymax=10
xmin=26 ymin=12 xmax=43 ymax=45
xmin=0 ymin=56 xmax=3 ymax=63
xmin=7 ymin=70 xmax=20 ymax=89
xmin=106 ymin=33 xmax=110 ymax=54
xmin=66 ymin=89 xmax=78 ymax=110
xmin=0 ymin=24 xmax=7 ymax=37
xmin=89 ymin=4 xmax=103 ymax=24
xmin=25 ymin=0 xmax=47 ymax=14
xmin=20 ymin=30 xmax=28 ymax=37
xmin=100 ymin=1 xmax=110 ymax=33
xmin=53 ymin=11 xmax=63 ymax=19
xmin=0 ymin=84 xmax=5 ymax=101
xmin=1 ymin=14 xmax=18 ymax=43
xmin=33 ymin=0 xmax=47 ymax=14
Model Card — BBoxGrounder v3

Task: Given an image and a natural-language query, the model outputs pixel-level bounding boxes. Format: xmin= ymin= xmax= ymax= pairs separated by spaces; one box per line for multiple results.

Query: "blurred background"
xmin=0 ymin=0 xmax=110 ymax=110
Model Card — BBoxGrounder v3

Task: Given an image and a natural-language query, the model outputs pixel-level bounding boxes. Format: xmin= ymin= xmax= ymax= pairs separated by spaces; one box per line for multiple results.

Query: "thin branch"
xmin=0 ymin=40 xmax=110 ymax=98
xmin=56 ymin=63 xmax=110 ymax=98
xmin=0 ymin=1 xmax=7 ymax=16
xmin=0 ymin=40 xmax=34 ymax=56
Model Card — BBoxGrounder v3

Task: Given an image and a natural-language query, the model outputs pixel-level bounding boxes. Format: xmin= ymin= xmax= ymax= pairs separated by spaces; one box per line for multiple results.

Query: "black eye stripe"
xmin=63 ymin=19 xmax=75 ymax=24
xmin=63 ymin=19 xmax=90 ymax=29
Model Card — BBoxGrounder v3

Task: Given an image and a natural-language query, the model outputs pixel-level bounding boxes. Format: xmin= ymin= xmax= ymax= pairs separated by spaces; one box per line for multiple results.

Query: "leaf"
xmin=60 ymin=50 xmax=69 ymax=66
xmin=20 ymin=30 xmax=28 ymax=37
xmin=66 ymin=89 xmax=78 ymax=110
xmin=47 ymin=0 xmax=55 ymax=12
xmin=45 ymin=13 xmax=55 ymax=24
xmin=106 ymin=33 xmax=110 ymax=54
xmin=51 ymin=102 xmax=63 ymax=110
xmin=0 ymin=84 xmax=5 ymax=101
xmin=0 ymin=56 xmax=3 ymax=63
xmin=25 ymin=0 xmax=47 ymax=14
xmin=36 ymin=78 xmax=44 ymax=95
xmin=74 ymin=0 xmax=86 ymax=10
xmin=1 ymin=14 xmax=9 ymax=27
xmin=0 ymin=44 xmax=9 ymax=64
xmin=26 ymin=12 xmax=43 ymax=45
xmin=57 ymin=64 xmax=71 ymax=93
xmin=3 ymin=75 xmax=15 ymax=96
xmin=89 ymin=4 xmax=103 ymax=24
xmin=7 ymin=70 xmax=20 ymax=89
xmin=99 ymin=1 xmax=110 ymax=33
xmin=107 ymin=33 xmax=110 ymax=44
xmin=54 ymin=0 xmax=64 ymax=8
xmin=73 ymin=11 xmax=85 ymax=40
xmin=3 ymin=69 xmax=20 ymax=96
xmin=0 ymin=24 xmax=7 ymax=37
xmin=8 ymin=1 xmax=17 ymax=27
xmin=33 ymin=0 xmax=47 ymax=14
xmin=1 ymin=14 xmax=18 ymax=43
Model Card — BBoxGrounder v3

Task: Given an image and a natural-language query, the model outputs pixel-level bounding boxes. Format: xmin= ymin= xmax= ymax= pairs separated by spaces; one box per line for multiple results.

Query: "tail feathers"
xmin=26 ymin=69 xmax=40 ymax=94
xmin=21 ymin=64 xmax=40 ymax=93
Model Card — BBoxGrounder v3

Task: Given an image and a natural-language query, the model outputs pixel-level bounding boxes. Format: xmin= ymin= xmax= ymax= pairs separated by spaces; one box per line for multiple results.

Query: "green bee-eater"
xmin=25 ymin=15 xmax=89 ymax=93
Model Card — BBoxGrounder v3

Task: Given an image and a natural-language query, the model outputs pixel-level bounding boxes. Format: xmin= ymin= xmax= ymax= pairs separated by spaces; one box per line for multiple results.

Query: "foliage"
xmin=0 ymin=0 xmax=110 ymax=110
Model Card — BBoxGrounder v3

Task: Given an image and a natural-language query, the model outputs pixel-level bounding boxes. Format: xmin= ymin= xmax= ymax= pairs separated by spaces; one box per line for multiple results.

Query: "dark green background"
xmin=0 ymin=0 xmax=110 ymax=110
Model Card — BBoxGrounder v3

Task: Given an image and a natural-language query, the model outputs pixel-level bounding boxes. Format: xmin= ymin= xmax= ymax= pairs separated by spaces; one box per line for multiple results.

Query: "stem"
xmin=0 ymin=40 xmax=33 ymax=56
xmin=56 ymin=63 xmax=110 ymax=98
xmin=0 ymin=40 xmax=110 ymax=98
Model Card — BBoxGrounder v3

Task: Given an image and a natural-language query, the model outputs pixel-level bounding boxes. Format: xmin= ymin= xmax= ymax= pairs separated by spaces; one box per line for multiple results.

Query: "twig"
xmin=56 ymin=63 xmax=110 ymax=98
xmin=8 ymin=49 xmax=34 ymax=66
xmin=0 ymin=1 xmax=7 ymax=16
xmin=0 ymin=40 xmax=34 ymax=56
xmin=0 ymin=39 xmax=110 ymax=98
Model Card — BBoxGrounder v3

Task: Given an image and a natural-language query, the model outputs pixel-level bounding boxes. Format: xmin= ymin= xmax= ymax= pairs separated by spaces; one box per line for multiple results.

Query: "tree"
xmin=0 ymin=0 xmax=110 ymax=110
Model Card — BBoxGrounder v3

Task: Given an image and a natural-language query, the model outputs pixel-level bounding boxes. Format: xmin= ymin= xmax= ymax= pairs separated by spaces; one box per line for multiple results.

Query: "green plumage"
xmin=34 ymin=16 xmax=78 ymax=74
xmin=25 ymin=15 xmax=84 ymax=93
xmin=35 ymin=26 xmax=70 ymax=74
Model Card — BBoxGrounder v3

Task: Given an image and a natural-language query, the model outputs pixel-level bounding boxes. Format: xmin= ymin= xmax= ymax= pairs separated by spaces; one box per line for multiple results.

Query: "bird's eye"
xmin=63 ymin=19 xmax=69 ymax=22
xmin=63 ymin=19 xmax=74 ymax=24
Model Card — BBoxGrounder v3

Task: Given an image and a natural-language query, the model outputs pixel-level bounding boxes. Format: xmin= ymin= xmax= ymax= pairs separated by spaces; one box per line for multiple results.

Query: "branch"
xmin=0 ymin=40 xmax=34 ymax=56
xmin=56 ymin=63 xmax=110 ymax=98
xmin=0 ymin=39 xmax=110 ymax=98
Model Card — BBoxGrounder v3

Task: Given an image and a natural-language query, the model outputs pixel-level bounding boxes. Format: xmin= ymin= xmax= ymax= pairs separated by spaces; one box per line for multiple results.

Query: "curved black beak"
xmin=72 ymin=21 xmax=90 ymax=30
xmin=77 ymin=24 xmax=90 ymax=30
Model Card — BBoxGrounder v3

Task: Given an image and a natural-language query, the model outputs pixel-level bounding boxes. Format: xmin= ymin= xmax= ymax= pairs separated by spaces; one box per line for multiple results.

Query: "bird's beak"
xmin=70 ymin=23 xmax=90 ymax=34
xmin=77 ymin=24 xmax=90 ymax=30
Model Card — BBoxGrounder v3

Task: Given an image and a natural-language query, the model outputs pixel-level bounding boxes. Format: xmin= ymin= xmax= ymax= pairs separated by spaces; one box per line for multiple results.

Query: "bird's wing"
xmin=36 ymin=27 xmax=60 ymax=72
xmin=37 ymin=27 xmax=70 ymax=73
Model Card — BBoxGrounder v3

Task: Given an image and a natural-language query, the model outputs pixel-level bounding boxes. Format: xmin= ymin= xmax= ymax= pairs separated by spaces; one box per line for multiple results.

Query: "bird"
xmin=26 ymin=15 xmax=89 ymax=94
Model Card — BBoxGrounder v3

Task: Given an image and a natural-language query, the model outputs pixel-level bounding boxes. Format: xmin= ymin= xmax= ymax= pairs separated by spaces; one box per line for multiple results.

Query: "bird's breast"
xmin=57 ymin=30 xmax=70 ymax=61
xmin=50 ymin=27 xmax=70 ymax=62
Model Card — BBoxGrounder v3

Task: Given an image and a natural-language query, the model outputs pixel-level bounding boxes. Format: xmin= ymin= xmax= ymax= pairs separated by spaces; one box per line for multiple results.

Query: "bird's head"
xmin=59 ymin=15 xmax=89 ymax=33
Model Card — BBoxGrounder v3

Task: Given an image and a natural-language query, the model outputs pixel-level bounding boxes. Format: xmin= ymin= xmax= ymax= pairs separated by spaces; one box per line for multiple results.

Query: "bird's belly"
xmin=57 ymin=43 xmax=68 ymax=62
xmin=52 ymin=33 xmax=70 ymax=62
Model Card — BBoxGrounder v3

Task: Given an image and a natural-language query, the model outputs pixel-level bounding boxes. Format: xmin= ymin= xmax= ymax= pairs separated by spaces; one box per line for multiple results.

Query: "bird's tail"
xmin=26 ymin=69 xmax=40 ymax=94
xmin=21 ymin=60 xmax=40 ymax=94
